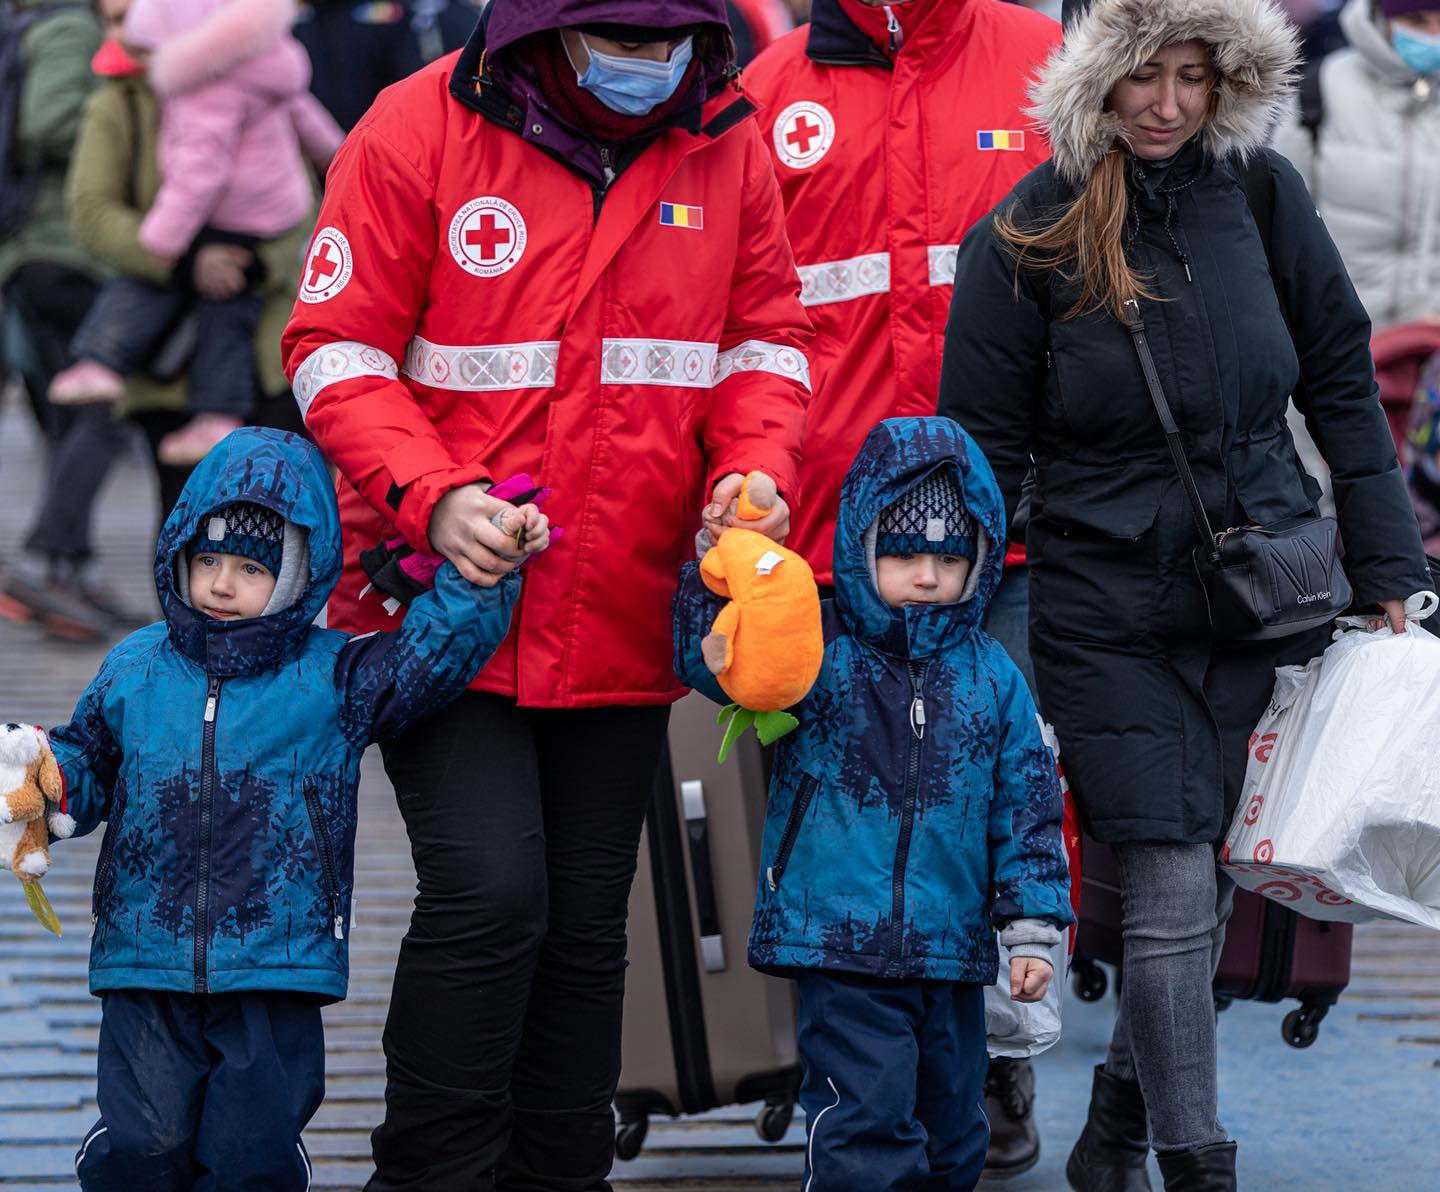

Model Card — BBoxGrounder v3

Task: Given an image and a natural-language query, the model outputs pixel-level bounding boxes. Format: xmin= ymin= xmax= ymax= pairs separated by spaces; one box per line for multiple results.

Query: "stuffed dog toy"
xmin=0 ymin=723 xmax=74 ymax=882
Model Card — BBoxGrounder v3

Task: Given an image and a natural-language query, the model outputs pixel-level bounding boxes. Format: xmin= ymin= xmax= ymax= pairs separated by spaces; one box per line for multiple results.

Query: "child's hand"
xmin=490 ymin=504 xmax=551 ymax=557
xmin=1010 ymin=956 xmax=1053 ymax=1003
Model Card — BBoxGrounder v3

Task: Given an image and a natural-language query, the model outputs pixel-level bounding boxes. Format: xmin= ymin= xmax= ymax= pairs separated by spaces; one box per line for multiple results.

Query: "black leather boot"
xmin=983 ymin=1057 xmax=1040 ymax=1179
xmin=1156 ymin=1141 xmax=1237 ymax=1191
xmin=1065 ymin=1064 xmax=1153 ymax=1191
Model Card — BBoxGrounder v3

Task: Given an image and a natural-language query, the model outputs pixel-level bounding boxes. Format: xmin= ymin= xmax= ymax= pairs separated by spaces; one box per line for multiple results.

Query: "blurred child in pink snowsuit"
xmin=50 ymin=0 xmax=341 ymax=466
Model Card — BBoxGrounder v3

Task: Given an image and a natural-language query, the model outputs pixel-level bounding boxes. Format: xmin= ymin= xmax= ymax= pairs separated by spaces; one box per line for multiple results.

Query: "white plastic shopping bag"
xmin=985 ymin=936 xmax=1067 ymax=1059
xmin=1222 ymin=617 xmax=1440 ymax=930
xmin=985 ymin=720 xmax=1076 ymax=1058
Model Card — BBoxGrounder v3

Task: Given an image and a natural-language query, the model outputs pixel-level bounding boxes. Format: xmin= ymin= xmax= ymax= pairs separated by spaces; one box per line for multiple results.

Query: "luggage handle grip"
xmin=681 ymin=780 xmax=726 ymax=972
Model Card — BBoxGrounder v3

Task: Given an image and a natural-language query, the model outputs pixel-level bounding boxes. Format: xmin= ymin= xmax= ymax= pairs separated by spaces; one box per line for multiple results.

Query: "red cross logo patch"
xmin=773 ymin=101 xmax=835 ymax=171
xmin=298 ymin=226 xmax=353 ymax=304
xmin=449 ymin=196 xmax=528 ymax=279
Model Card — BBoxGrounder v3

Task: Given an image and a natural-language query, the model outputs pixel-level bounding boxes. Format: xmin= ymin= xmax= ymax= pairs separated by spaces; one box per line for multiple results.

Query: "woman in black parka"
xmin=940 ymin=1 xmax=1433 ymax=1189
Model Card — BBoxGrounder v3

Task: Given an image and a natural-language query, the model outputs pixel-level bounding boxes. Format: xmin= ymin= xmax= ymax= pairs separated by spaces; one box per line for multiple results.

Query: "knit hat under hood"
xmin=875 ymin=469 xmax=977 ymax=560
xmin=188 ymin=501 xmax=286 ymax=576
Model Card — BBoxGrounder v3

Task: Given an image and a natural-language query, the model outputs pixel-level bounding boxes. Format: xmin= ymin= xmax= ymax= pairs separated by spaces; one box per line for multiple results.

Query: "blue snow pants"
xmin=795 ymin=972 xmax=990 ymax=1191
xmin=75 ymin=989 xmax=325 ymax=1191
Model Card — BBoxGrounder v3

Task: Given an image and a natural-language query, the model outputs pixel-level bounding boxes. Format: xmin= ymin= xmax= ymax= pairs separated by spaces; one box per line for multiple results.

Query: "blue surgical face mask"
xmin=572 ymin=33 xmax=694 ymax=116
xmin=1393 ymin=25 xmax=1440 ymax=75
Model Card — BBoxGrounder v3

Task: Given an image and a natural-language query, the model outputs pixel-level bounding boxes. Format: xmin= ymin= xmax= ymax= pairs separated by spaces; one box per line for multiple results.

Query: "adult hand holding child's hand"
xmin=429 ymin=484 xmax=536 ymax=587
xmin=1010 ymin=957 xmax=1052 ymax=1004
xmin=705 ymin=471 xmax=790 ymax=543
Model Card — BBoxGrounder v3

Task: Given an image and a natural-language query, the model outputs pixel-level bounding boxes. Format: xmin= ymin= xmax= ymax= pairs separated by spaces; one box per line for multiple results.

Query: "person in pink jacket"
xmin=49 ymin=0 xmax=342 ymax=467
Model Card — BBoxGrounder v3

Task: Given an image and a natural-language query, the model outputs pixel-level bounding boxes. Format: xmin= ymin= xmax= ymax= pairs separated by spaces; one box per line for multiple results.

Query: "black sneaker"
xmin=984 ymin=1057 xmax=1041 ymax=1179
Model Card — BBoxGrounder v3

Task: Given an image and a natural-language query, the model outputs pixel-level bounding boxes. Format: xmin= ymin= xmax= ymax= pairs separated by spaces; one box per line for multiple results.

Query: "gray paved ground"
xmin=1 ymin=393 xmax=1438 ymax=1190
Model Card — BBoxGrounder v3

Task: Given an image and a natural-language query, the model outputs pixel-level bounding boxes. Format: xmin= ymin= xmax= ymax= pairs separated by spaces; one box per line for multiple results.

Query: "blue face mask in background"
xmin=1393 ymin=25 xmax=1440 ymax=76
xmin=574 ymin=34 xmax=695 ymax=116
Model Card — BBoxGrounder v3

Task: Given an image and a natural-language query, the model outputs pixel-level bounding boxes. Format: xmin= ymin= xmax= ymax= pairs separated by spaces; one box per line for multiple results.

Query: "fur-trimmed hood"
xmin=125 ymin=0 xmax=299 ymax=97
xmin=1033 ymin=0 xmax=1300 ymax=185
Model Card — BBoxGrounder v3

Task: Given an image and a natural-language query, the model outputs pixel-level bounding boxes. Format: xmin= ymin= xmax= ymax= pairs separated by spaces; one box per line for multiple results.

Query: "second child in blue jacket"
xmin=42 ymin=428 xmax=540 ymax=1191
xmin=676 ymin=416 xmax=1073 ymax=1190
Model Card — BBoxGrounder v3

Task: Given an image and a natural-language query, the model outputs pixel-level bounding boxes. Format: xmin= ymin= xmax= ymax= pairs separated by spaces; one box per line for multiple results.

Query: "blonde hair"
xmin=994 ymin=149 xmax=1157 ymax=323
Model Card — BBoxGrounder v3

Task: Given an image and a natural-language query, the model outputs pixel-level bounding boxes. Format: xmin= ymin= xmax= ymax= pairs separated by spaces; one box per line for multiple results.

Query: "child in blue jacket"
xmin=675 ymin=416 xmax=1073 ymax=1190
xmin=39 ymin=428 xmax=539 ymax=1191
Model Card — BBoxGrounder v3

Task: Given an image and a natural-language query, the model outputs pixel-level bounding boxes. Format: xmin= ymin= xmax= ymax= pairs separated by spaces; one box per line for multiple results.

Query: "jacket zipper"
xmin=89 ymin=782 xmax=131 ymax=939
xmin=302 ymin=778 xmax=345 ymax=940
xmin=766 ymin=774 xmax=819 ymax=891
xmin=193 ymin=676 xmax=221 ymax=993
xmin=887 ymin=659 xmax=929 ymax=975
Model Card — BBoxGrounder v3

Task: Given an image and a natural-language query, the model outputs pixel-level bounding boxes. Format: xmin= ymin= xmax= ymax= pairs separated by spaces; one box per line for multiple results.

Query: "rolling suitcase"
xmin=1071 ymin=839 xmax=1352 ymax=1048
xmin=615 ymin=691 xmax=801 ymax=1159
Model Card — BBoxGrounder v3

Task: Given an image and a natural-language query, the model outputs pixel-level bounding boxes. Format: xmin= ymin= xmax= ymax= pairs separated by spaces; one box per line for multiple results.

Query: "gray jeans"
xmin=1103 ymin=842 xmax=1236 ymax=1153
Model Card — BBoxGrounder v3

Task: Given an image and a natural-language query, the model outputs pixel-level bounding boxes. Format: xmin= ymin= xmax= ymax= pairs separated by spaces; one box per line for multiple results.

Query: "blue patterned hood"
xmin=156 ymin=428 xmax=342 ymax=677
xmin=833 ymin=417 xmax=1007 ymax=660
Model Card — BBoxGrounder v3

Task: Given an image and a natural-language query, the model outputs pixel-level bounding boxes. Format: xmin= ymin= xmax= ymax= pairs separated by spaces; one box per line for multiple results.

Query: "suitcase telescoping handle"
xmin=681 ymin=780 xmax=727 ymax=972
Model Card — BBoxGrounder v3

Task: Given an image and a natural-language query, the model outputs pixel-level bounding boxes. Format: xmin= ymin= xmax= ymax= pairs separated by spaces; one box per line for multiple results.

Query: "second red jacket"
xmin=745 ymin=0 xmax=1059 ymax=583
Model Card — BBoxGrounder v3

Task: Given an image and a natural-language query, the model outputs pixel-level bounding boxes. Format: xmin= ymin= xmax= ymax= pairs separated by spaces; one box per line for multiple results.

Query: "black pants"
xmin=4 ymin=263 xmax=128 ymax=564
xmin=371 ymin=692 xmax=670 ymax=1192
xmin=76 ymin=989 xmax=325 ymax=1191
xmin=72 ymin=274 xmax=261 ymax=417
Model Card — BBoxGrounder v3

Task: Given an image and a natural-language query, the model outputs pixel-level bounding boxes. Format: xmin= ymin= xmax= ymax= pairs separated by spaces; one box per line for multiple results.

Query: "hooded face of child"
xmin=1107 ymin=39 xmax=1216 ymax=161
xmin=188 ymin=553 xmax=276 ymax=621
xmin=876 ymin=552 xmax=972 ymax=608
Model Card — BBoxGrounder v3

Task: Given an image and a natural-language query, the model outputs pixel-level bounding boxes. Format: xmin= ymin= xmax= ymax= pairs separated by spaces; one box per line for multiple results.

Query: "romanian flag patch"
xmin=660 ymin=202 xmax=704 ymax=230
xmin=977 ymin=130 xmax=1025 ymax=151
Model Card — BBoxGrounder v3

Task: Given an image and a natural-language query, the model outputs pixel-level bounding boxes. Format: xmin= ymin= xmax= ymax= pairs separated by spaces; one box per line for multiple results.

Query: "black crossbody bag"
xmin=1121 ymin=297 xmax=1351 ymax=640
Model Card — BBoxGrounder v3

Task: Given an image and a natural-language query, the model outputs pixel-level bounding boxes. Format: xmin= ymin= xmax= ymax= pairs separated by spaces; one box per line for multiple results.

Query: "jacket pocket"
xmin=766 ymin=773 xmax=819 ymax=892
xmin=91 ymin=774 xmax=130 ymax=926
xmin=1229 ymin=422 xmax=1320 ymax=525
xmin=1034 ymin=455 xmax=1166 ymax=541
xmin=301 ymin=778 xmax=345 ymax=941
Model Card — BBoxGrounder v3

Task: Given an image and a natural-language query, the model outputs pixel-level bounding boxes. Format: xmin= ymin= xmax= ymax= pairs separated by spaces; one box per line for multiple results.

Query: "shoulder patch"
xmin=299 ymin=227 xmax=353 ymax=304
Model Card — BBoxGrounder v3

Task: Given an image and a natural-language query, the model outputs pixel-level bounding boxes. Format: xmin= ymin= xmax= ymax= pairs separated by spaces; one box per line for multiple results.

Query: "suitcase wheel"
xmin=615 ymin=1115 xmax=649 ymax=1161
xmin=1282 ymin=1005 xmax=1326 ymax=1050
xmin=756 ymin=1097 xmax=795 ymax=1143
xmin=1072 ymin=957 xmax=1109 ymax=1003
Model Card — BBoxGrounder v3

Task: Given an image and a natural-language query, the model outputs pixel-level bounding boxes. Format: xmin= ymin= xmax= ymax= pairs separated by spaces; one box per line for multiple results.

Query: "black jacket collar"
xmin=805 ymin=0 xmax=890 ymax=69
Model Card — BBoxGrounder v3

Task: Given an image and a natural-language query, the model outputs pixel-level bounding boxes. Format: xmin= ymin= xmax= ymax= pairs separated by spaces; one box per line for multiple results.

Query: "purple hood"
xmin=484 ymin=0 xmax=731 ymax=55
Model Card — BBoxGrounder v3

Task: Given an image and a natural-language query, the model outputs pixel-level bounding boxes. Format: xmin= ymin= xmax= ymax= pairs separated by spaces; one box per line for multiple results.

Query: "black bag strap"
xmin=1121 ymin=298 xmax=1219 ymax=561
xmin=1235 ymin=152 xmax=1310 ymax=412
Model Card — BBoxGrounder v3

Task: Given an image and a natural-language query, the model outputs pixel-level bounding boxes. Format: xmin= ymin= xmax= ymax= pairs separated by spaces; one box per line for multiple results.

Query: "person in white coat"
xmin=1274 ymin=0 xmax=1440 ymax=330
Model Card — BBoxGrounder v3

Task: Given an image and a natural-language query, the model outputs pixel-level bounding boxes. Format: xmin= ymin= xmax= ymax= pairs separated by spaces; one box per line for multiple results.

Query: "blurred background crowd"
xmin=0 ymin=0 xmax=1437 ymax=646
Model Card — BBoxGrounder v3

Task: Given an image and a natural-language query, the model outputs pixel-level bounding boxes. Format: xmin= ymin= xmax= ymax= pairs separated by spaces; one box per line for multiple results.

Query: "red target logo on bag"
xmin=1244 ymin=794 xmax=1264 ymax=826
xmin=1257 ymin=880 xmax=1302 ymax=902
xmin=1254 ymin=839 xmax=1275 ymax=863
xmin=1315 ymin=887 xmax=1352 ymax=907
xmin=1249 ymin=732 xmax=1278 ymax=764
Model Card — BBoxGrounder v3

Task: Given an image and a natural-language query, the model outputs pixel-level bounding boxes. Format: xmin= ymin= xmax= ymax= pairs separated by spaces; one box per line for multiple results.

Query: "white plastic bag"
xmin=1222 ymin=619 xmax=1440 ymax=930
xmin=985 ymin=720 xmax=1073 ymax=1058
xmin=985 ymin=938 xmax=1067 ymax=1059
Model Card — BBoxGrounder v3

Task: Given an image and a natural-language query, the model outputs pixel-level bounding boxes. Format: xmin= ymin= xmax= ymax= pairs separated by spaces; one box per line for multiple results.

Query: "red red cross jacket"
xmin=744 ymin=0 xmax=1059 ymax=584
xmin=282 ymin=52 xmax=811 ymax=709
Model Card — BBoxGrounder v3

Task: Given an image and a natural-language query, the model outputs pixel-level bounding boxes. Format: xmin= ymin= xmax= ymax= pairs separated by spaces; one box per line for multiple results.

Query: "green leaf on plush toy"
xmin=717 ymin=702 xmax=741 ymax=728
xmin=23 ymin=881 xmax=61 ymax=936
xmin=717 ymin=707 xmax=757 ymax=764
xmin=754 ymin=709 xmax=799 ymax=747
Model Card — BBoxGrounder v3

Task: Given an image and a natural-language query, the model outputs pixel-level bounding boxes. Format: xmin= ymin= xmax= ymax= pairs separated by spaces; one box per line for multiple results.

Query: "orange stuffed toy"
xmin=699 ymin=475 xmax=824 ymax=760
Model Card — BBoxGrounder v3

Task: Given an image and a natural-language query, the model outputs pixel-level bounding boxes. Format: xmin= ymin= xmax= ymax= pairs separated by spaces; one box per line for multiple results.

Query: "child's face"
xmin=188 ymin=552 xmax=276 ymax=620
xmin=876 ymin=552 xmax=971 ymax=608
